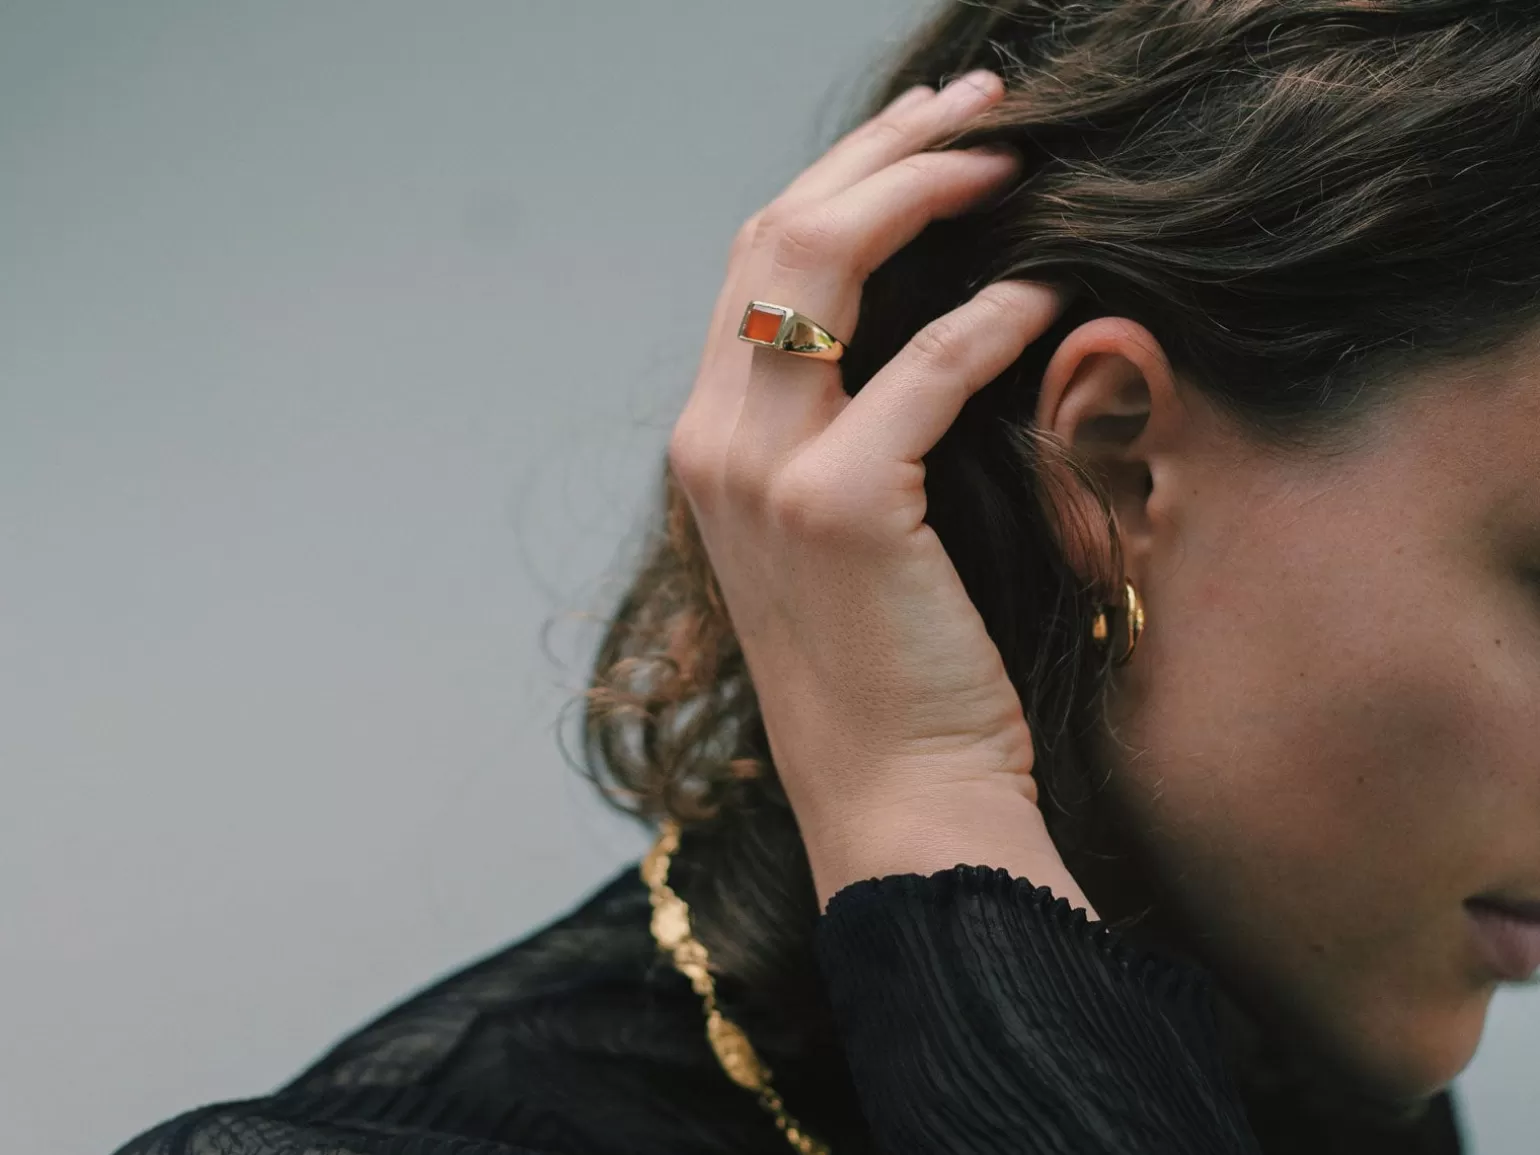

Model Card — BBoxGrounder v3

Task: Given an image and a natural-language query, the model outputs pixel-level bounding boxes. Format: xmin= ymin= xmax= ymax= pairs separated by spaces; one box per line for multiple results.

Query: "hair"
xmin=563 ymin=0 xmax=1540 ymax=1106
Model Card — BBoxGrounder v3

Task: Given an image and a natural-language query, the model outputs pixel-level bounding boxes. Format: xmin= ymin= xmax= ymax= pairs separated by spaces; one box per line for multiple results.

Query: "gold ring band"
xmin=737 ymin=300 xmax=846 ymax=362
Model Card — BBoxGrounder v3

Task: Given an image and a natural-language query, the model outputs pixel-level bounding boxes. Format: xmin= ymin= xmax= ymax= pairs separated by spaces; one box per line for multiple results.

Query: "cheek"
xmin=1108 ymin=517 xmax=1528 ymax=1097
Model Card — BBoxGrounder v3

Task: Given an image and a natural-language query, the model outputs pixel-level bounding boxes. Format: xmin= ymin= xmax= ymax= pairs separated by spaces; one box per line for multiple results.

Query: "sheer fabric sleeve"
xmin=814 ymin=865 xmax=1266 ymax=1155
xmin=110 ymin=1086 xmax=572 ymax=1155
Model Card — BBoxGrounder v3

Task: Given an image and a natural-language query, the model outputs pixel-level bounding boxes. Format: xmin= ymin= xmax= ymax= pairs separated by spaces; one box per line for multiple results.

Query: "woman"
xmin=114 ymin=1 xmax=1540 ymax=1152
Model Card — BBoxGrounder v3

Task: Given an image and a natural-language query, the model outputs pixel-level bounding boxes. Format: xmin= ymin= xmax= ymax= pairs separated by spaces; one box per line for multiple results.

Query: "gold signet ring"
xmin=737 ymin=300 xmax=847 ymax=362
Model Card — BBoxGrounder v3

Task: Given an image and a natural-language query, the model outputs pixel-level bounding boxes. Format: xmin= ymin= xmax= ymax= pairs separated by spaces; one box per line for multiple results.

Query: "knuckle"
xmin=750 ymin=205 xmax=787 ymax=245
xmin=973 ymin=279 xmax=1033 ymax=317
xmin=770 ymin=208 xmax=847 ymax=274
xmin=865 ymin=116 xmax=913 ymax=151
xmin=892 ymin=149 xmax=948 ymax=182
xmin=767 ymin=461 xmax=854 ymax=540
xmin=729 ymin=213 xmax=763 ymax=263
xmin=910 ymin=313 xmax=970 ymax=369
xmin=668 ymin=417 xmax=727 ymax=495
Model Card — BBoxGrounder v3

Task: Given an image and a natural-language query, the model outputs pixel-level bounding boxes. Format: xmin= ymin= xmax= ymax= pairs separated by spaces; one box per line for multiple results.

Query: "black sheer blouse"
xmin=112 ymin=860 xmax=1467 ymax=1155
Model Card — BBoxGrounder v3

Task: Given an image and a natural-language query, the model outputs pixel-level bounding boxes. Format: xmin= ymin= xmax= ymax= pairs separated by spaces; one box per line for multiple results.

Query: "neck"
xmin=1054 ymin=786 xmax=1441 ymax=1140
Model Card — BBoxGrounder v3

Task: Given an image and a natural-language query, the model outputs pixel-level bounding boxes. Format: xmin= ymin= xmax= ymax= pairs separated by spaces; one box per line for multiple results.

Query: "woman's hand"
xmin=668 ymin=71 xmax=1097 ymax=916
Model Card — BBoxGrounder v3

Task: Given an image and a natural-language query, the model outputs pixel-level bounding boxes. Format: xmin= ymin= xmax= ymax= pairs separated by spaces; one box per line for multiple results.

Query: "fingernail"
xmin=943 ymin=68 xmax=1002 ymax=105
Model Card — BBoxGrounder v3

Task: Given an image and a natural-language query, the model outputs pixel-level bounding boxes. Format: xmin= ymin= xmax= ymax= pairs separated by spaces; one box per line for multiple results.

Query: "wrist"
xmin=801 ymin=781 xmax=1100 ymax=919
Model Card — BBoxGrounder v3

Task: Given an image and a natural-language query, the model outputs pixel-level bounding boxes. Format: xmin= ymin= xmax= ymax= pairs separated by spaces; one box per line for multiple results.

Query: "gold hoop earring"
xmin=1090 ymin=578 xmax=1144 ymax=667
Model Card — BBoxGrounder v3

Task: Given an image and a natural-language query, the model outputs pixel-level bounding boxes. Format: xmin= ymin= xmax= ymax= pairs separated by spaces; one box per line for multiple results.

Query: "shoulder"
xmin=109 ymin=1090 xmax=554 ymax=1155
xmin=110 ymin=866 xmax=723 ymax=1155
xmin=277 ymin=865 xmax=661 ymax=1099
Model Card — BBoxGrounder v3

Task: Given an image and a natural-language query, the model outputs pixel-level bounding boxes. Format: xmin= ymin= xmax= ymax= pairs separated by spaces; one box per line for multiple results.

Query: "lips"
xmin=1464 ymin=897 xmax=1540 ymax=982
xmin=1471 ymin=896 xmax=1540 ymax=922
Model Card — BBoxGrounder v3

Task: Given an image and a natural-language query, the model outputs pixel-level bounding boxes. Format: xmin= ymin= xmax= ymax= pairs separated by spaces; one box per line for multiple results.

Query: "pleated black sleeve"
xmin=814 ymin=864 xmax=1267 ymax=1155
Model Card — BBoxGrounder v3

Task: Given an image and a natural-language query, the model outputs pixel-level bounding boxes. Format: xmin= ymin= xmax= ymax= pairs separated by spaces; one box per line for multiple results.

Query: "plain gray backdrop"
xmin=2 ymin=3 xmax=1536 ymax=1153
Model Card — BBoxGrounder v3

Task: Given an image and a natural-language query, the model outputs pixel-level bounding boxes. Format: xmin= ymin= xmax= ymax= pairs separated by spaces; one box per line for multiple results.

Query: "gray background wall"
xmin=1 ymin=4 xmax=1534 ymax=1153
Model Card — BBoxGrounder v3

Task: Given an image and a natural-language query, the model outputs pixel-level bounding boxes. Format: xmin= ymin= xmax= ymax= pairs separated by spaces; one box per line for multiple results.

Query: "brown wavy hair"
xmin=559 ymin=0 xmax=1540 ymax=1118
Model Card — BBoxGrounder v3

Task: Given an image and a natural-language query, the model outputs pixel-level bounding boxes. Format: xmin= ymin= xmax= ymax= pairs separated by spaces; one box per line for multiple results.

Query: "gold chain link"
xmin=642 ymin=818 xmax=833 ymax=1155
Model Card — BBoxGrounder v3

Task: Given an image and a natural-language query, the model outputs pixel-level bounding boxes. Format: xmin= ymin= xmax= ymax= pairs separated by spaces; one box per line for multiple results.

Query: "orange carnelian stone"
xmin=743 ymin=305 xmax=784 ymax=343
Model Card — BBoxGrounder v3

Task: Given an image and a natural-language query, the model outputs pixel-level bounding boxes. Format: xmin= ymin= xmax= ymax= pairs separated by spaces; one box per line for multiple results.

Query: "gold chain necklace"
xmin=642 ymin=818 xmax=833 ymax=1155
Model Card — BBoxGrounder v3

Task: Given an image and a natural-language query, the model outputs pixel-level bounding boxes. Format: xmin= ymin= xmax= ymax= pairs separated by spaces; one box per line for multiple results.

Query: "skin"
xmin=1040 ymin=317 xmax=1540 ymax=1105
xmin=668 ymin=67 xmax=1540 ymax=1119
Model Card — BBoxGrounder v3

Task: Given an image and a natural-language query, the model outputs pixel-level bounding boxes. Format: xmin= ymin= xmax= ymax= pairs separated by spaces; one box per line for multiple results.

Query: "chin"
xmin=1215 ymin=966 xmax=1495 ymax=1110
xmin=1331 ymin=990 xmax=1493 ymax=1105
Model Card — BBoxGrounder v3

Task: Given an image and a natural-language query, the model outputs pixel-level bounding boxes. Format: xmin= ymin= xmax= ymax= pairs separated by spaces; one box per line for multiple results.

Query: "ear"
xmin=1033 ymin=316 xmax=1185 ymax=595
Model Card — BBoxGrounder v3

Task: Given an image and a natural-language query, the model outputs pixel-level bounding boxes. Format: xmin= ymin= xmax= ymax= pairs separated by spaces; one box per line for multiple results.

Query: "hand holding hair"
xmin=667 ymin=71 xmax=1097 ymax=915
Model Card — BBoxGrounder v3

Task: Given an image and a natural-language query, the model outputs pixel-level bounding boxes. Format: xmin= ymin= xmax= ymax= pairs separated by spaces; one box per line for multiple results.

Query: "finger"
xmin=717 ymin=144 xmax=1022 ymax=489
xmin=691 ymin=76 xmax=986 ymax=388
xmin=727 ymin=146 xmax=1025 ymax=478
xmin=819 ymin=280 xmax=1066 ymax=467
xmin=777 ymin=70 xmax=1004 ymax=208
xmin=690 ymin=211 xmax=763 ymax=392
xmin=754 ymin=144 xmax=1024 ymax=366
xmin=681 ymin=74 xmax=1007 ymax=453
xmin=686 ymin=82 xmax=936 ymax=397
xmin=878 ymin=81 xmax=937 ymax=118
